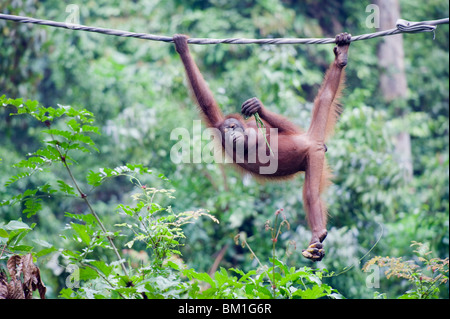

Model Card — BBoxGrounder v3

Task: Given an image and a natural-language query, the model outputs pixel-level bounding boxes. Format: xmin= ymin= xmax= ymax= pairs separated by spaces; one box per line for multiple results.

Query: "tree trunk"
xmin=375 ymin=0 xmax=413 ymax=181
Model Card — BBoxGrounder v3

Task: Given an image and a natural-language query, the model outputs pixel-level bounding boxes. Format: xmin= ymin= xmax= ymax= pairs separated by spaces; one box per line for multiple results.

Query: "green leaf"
xmin=23 ymin=198 xmax=43 ymax=217
xmin=71 ymin=133 xmax=95 ymax=146
xmin=57 ymin=180 xmax=77 ymax=195
xmin=0 ymin=228 xmax=9 ymax=238
xmin=183 ymin=269 xmax=216 ymax=289
xmin=254 ymin=285 xmax=273 ymax=298
xmin=269 ymin=256 xmax=288 ymax=273
xmin=90 ymin=261 xmax=113 ymax=277
xmin=10 ymin=245 xmax=34 ymax=252
xmin=292 ymin=285 xmax=330 ymax=299
xmin=7 ymin=228 xmax=32 ymax=247
xmin=5 ymin=171 xmax=32 ymax=186
xmin=65 ymin=212 xmax=97 ymax=226
xmin=166 ymin=260 xmax=180 ymax=270
xmin=87 ymin=170 xmax=103 ymax=187
xmin=33 ymin=238 xmax=53 ymax=248
xmin=35 ymin=247 xmax=58 ymax=258
xmin=71 ymin=223 xmax=91 ymax=245
xmin=35 ymin=145 xmax=61 ymax=162
xmin=59 ymin=288 xmax=79 ymax=299
xmin=81 ymin=125 xmax=100 ymax=134
xmin=42 ymin=128 xmax=73 ymax=140
xmin=67 ymin=119 xmax=81 ymax=132
xmin=79 ymin=266 xmax=99 ymax=281
xmin=3 ymin=220 xmax=31 ymax=231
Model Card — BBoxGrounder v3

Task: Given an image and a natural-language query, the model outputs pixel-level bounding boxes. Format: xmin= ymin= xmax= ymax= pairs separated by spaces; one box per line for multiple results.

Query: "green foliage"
xmin=59 ymin=172 xmax=221 ymax=299
xmin=1 ymin=0 xmax=448 ymax=300
xmin=363 ymin=242 xmax=449 ymax=299
xmin=0 ymin=220 xmax=36 ymax=255
xmin=1 ymin=97 xmax=340 ymax=299
xmin=183 ymin=262 xmax=337 ymax=299
xmin=0 ymin=95 xmax=100 ymax=219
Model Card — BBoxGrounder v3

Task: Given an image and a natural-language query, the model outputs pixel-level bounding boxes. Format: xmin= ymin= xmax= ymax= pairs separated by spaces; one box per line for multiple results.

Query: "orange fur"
xmin=174 ymin=33 xmax=350 ymax=261
xmin=324 ymin=72 xmax=345 ymax=141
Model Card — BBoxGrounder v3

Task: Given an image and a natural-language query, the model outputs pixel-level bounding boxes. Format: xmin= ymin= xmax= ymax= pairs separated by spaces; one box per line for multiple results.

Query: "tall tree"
xmin=375 ymin=0 xmax=413 ymax=180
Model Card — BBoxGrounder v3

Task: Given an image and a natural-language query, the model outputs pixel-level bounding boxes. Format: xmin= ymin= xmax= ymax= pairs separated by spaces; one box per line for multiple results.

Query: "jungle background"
xmin=0 ymin=0 xmax=448 ymax=299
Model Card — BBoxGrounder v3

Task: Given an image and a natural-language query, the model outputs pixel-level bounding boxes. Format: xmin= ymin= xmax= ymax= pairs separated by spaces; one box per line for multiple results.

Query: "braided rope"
xmin=0 ymin=13 xmax=448 ymax=45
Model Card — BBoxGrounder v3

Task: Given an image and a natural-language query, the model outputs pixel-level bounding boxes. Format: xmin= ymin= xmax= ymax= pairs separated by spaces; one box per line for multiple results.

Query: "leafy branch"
xmin=1 ymin=95 xmax=342 ymax=300
xmin=363 ymin=241 xmax=449 ymax=299
xmin=232 ymin=208 xmax=337 ymax=299
xmin=1 ymin=96 xmax=129 ymax=276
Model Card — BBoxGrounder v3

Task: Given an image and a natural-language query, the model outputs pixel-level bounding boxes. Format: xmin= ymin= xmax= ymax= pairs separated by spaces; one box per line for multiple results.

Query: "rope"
xmin=0 ymin=13 xmax=448 ymax=45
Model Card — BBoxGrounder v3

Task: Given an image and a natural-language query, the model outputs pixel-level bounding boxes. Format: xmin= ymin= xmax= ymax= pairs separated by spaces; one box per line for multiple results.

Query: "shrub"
xmin=1 ymin=96 xmax=340 ymax=299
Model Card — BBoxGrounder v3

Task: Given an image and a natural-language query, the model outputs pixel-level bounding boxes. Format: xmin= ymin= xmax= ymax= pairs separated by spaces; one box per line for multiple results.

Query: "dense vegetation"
xmin=0 ymin=0 xmax=448 ymax=299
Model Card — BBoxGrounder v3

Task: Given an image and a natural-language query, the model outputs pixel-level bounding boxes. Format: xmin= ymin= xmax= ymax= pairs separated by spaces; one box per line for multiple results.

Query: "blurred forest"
xmin=0 ymin=0 xmax=448 ymax=299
